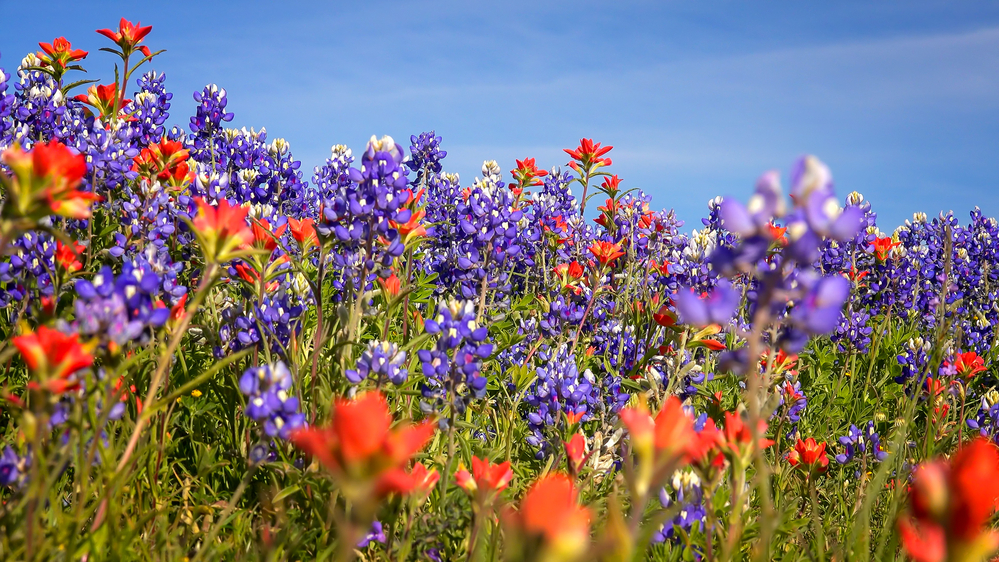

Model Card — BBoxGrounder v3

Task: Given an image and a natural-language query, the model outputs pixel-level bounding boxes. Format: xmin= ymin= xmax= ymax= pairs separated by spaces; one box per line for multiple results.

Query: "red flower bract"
xmin=518 ymin=473 xmax=590 ymax=555
xmin=456 ymin=456 xmax=513 ymax=494
xmin=588 ymin=240 xmax=625 ymax=267
xmin=97 ymin=18 xmax=153 ymax=55
xmin=13 ymin=326 xmax=93 ymax=393
xmin=787 ymin=437 xmax=829 ymax=473
xmin=289 ymin=391 xmax=435 ymax=499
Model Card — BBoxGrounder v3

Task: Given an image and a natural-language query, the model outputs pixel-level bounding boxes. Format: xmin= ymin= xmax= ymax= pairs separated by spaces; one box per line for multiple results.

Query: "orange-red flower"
xmin=564 ymin=138 xmax=612 ymax=175
xmin=456 ymin=456 xmax=513 ymax=494
xmin=767 ymin=222 xmax=788 ymax=245
xmin=287 ymin=217 xmax=318 ymax=249
xmin=899 ymin=438 xmax=999 ymax=562
xmin=393 ymin=209 xmax=428 ymax=241
xmin=588 ymin=241 xmax=625 ymax=267
xmin=621 ymin=396 xmax=696 ymax=457
xmin=132 ymin=139 xmax=192 ymax=187
xmin=873 ymin=236 xmax=901 ymax=261
xmin=510 ymin=157 xmax=547 ymax=189
xmin=248 ymin=218 xmax=287 ymax=253
xmin=290 ymin=391 xmax=435 ymax=500
xmin=599 ymin=175 xmax=622 ymax=197
xmin=74 ymin=83 xmax=132 ymax=121
xmin=55 ymin=239 xmax=85 ymax=273
xmin=518 ymin=473 xmax=591 ymax=559
xmin=721 ymin=410 xmax=775 ymax=457
xmin=953 ymin=351 xmax=987 ymax=379
xmin=0 ymin=140 xmax=98 ymax=221
xmin=379 ymin=273 xmax=401 ymax=299
xmin=553 ymin=261 xmax=585 ymax=294
xmin=565 ymin=433 xmax=586 ymax=473
xmin=189 ymin=197 xmax=254 ymax=263
xmin=786 ymin=437 xmax=829 ymax=473
xmin=13 ymin=326 xmax=93 ymax=394
xmin=376 ymin=461 xmax=440 ymax=499
xmin=36 ymin=37 xmax=88 ymax=77
xmin=96 ymin=18 xmax=153 ymax=57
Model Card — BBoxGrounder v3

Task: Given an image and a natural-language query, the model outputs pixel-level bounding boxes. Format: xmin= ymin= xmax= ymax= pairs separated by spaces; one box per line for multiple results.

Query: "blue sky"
xmin=2 ymin=0 xmax=998 ymax=229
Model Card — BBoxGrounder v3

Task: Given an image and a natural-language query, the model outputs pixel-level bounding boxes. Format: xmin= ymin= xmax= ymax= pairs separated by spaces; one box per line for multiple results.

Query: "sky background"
xmin=2 ymin=0 xmax=998 ymax=230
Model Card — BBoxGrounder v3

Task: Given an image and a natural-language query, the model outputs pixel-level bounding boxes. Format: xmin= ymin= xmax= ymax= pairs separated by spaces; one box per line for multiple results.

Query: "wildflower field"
xmin=2 ymin=19 xmax=999 ymax=562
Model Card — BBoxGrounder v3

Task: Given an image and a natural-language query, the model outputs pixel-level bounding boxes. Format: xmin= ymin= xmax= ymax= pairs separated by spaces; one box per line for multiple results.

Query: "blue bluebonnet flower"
xmin=346 ymin=341 xmax=408 ymax=386
xmin=127 ymin=71 xmax=172 ymax=145
xmin=834 ymin=421 xmax=888 ymax=469
xmin=418 ymin=300 xmax=493 ymax=416
xmin=238 ymin=361 xmax=306 ymax=440
xmin=0 ymin=446 xmax=26 ymax=487
xmin=674 ymin=280 xmax=740 ymax=328
xmin=522 ymin=345 xmax=598 ymax=457
xmin=0 ymin=56 xmax=15 ymax=147
xmin=967 ymin=388 xmax=999 ymax=445
xmin=406 ymin=131 xmax=446 ymax=177
xmin=74 ymin=263 xmax=170 ymax=347
xmin=357 ymin=521 xmax=386 ymax=548
xmin=652 ymin=470 xmax=706 ymax=545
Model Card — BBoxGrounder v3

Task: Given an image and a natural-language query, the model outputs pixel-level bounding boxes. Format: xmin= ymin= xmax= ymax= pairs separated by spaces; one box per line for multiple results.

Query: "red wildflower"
xmin=510 ymin=157 xmax=548 ymax=189
xmin=588 ymin=241 xmax=625 ymax=267
xmin=566 ymin=411 xmax=584 ymax=426
xmin=653 ymin=304 xmax=676 ymax=327
xmin=599 ymin=175 xmax=622 ymax=197
xmin=565 ymin=433 xmax=586 ymax=473
xmin=96 ymin=18 xmax=153 ymax=57
xmin=721 ymin=411 xmax=774 ymax=455
xmin=846 ymin=265 xmax=869 ymax=284
xmin=786 ymin=437 xmax=829 ymax=473
xmin=518 ymin=473 xmax=591 ymax=557
xmin=74 ymin=83 xmax=132 ymax=121
xmin=0 ymin=140 xmax=98 ymax=220
xmin=36 ymin=37 xmax=88 ymax=74
xmin=170 ymin=294 xmax=188 ymax=323
xmin=132 ymin=138 xmax=191 ymax=187
xmin=249 ymin=218 xmax=287 ymax=253
xmin=873 ymin=236 xmax=901 ymax=261
xmin=953 ymin=351 xmax=987 ymax=379
xmin=287 ymin=217 xmax=318 ymax=249
xmin=55 ymin=239 xmax=85 ymax=273
xmin=13 ymin=326 xmax=93 ymax=394
xmin=553 ymin=261 xmax=585 ymax=294
xmin=190 ymin=197 xmax=254 ymax=262
xmin=379 ymin=273 xmax=401 ymax=299
xmin=376 ymin=462 xmax=440 ymax=499
xmin=621 ymin=396 xmax=697 ymax=465
xmin=899 ymin=438 xmax=999 ymax=562
xmin=390 ymin=207 xmax=427 ymax=242
xmin=289 ymin=391 xmax=435 ymax=499
xmin=564 ymin=138 xmax=612 ymax=175
xmin=594 ymin=198 xmax=618 ymax=229
xmin=456 ymin=456 xmax=513 ymax=494
xmin=767 ymin=222 xmax=788 ymax=245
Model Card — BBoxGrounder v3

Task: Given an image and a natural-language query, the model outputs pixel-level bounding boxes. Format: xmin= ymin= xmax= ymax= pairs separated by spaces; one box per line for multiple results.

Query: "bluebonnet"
xmin=128 ymin=71 xmax=172 ymax=145
xmin=346 ymin=341 xmax=408 ymax=386
xmin=652 ymin=470 xmax=706 ymax=545
xmin=0 ymin=446 xmax=26 ymax=487
xmin=357 ymin=521 xmax=386 ymax=548
xmin=834 ymin=421 xmax=888 ymax=467
xmin=238 ymin=361 xmax=306 ymax=440
xmin=0 ymin=56 xmax=15 ymax=147
xmin=406 ymin=131 xmax=446 ymax=177
xmin=73 ymin=263 xmax=171 ymax=347
xmin=418 ymin=300 xmax=493 ymax=416
xmin=522 ymin=345 xmax=598 ymax=457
